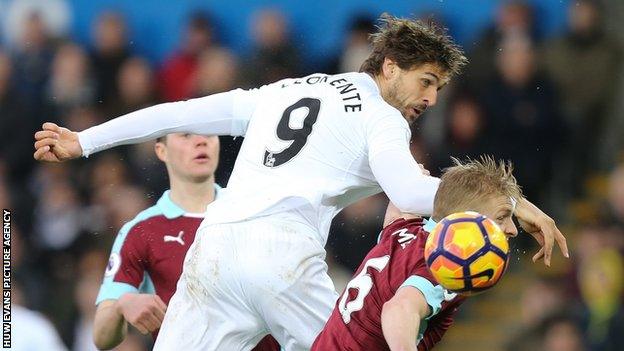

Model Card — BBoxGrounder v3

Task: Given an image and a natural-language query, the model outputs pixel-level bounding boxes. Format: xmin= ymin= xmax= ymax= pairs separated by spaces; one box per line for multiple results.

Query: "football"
xmin=424 ymin=211 xmax=509 ymax=295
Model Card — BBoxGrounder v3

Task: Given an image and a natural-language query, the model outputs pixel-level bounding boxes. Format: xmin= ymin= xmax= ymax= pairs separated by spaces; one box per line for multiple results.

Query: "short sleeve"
xmin=399 ymin=276 xmax=445 ymax=319
xmin=96 ymin=224 xmax=148 ymax=304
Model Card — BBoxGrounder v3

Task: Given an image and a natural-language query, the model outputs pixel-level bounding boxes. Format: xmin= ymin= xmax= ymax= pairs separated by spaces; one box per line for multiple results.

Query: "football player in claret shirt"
xmin=92 ymin=133 xmax=279 ymax=351
xmin=34 ymin=14 xmax=567 ymax=350
xmin=313 ymin=157 xmax=532 ymax=351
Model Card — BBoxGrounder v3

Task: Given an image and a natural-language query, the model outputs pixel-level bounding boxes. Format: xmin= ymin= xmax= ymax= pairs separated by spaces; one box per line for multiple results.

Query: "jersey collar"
xmin=423 ymin=218 xmax=438 ymax=233
xmin=359 ymin=72 xmax=381 ymax=95
xmin=157 ymin=184 xmax=222 ymax=219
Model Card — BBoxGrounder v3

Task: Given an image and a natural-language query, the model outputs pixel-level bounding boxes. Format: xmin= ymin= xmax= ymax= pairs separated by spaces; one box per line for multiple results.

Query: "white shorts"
xmin=154 ymin=216 xmax=338 ymax=351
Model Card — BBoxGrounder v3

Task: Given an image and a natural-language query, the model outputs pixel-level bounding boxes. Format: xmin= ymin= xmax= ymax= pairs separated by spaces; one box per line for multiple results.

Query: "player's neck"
xmin=168 ymin=176 xmax=216 ymax=214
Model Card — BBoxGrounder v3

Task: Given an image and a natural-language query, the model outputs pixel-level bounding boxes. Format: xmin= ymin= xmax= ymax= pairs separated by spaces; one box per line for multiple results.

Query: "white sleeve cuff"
xmin=78 ymin=131 xmax=94 ymax=158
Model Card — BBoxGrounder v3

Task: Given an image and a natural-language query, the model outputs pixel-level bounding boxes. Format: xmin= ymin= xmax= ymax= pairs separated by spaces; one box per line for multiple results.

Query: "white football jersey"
xmin=202 ymin=73 xmax=408 ymax=241
xmin=79 ymin=72 xmax=439 ymax=245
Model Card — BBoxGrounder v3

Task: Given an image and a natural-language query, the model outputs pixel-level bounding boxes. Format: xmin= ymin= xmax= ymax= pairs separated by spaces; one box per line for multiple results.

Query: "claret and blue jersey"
xmin=96 ymin=186 xmax=220 ymax=306
xmin=312 ymin=217 xmax=466 ymax=351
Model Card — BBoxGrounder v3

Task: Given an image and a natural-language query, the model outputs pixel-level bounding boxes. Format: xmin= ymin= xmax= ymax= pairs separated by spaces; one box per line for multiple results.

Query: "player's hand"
xmin=33 ymin=122 xmax=83 ymax=162
xmin=514 ymin=198 xmax=569 ymax=266
xmin=116 ymin=293 xmax=167 ymax=334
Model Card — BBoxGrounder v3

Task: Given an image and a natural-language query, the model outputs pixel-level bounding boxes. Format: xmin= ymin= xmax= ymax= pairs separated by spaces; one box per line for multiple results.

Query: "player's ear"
xmin=154 ymin=140 xmax=167 ymax=163
xmin=382 ymin=57 xmax=398 ymax=80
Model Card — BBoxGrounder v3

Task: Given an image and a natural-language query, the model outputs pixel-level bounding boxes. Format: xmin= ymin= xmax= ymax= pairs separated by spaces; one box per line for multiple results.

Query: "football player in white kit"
xmin=34 ymin=15 xmax=568 ymax=351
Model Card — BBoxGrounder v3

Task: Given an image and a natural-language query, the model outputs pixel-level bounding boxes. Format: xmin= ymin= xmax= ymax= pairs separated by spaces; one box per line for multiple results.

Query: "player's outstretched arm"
xmin=382 ymin=286 xmax=430 ymax=351
xmin=93 ymin=293 xmax=166 ymax=350
xmin=370 ymin=148 xmax=440 ymax=216
xmin=366 ymin=114 xmax=439 ymax=216
xmin=514 ymin=198 xmax=569 ymax=267
xmin=34 ymin=89 xmax=260 ymax=159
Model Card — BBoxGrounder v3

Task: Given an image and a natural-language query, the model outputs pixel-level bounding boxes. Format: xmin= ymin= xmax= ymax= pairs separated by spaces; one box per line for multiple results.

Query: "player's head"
xmin=360 ymin=14 xmax=467 ymax=124
xmin=432 ymin=156 xmax=522 ymax=238
xmin=155 ymin=133 xmax=219 ymax=183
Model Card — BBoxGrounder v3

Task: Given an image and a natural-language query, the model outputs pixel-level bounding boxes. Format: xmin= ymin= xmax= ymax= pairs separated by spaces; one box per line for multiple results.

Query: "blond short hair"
xmin=432 ymin=156 xmax=523 ymax=221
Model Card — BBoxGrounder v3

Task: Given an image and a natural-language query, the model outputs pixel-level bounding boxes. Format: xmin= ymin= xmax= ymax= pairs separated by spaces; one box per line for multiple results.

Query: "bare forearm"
xmin=93 ymin=301 xmax=128 ymax=350
xmin=382 ymin=302 xmax=420 ymax=351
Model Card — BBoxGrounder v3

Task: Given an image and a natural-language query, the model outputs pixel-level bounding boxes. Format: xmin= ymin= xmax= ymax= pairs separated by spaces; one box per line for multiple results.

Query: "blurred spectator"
xmin=417 ymin=84 xmax=454 ymax=158
xmin=338 ymin=16 xmax=374 ymax=73
xmin=244 ymin=9 xmax=301 ymax=86
xmin=327 ymin=15 xmax=375 ymax=74
xmin=27 ymin=162 xmax=76 ymax=230
xmin=576 ymin=232 xmax=624 ymax=350
xmin=11 ymin=224 xmax=48 ymax=310
xmin=11 ymin=281 xmax=68 ymax=351
xmin=125 ymin=143 xmax=169 ymax=199
xmin=64 ymin=106 xmax=102 ymax=133
xmin=544 ymin=0 xmax=621 ymax=127
xmin=125 ymin=139 xmax=169 ymax=198
xmin=508 ymin=310 xmax=585 ymax=351
xmin=543 ymin=0 xmax=623 ymax=193
xmin=88 ymin=153 xmax=132 ymax=193
xmin=11 ymin=11 xmax=55 ymax=115
xmin=87 ymin=166 xmax=153 ymax=234
xmin=81 ymin=154 xmax=138 ymax=238
xmin=34 ymin=178 xmax=83 ymax=250
xmin=90 ymin=11 xmax=131 ymax=105
xmin=106 ymin=56 xmax=157 ymax=118
xmin=105 ymin=185 xmax=152 ymax=231
xmin=520 ymin=276 xmax=569 ymax=327
xmin=481 ymin=34 xmax=560 ymax=205
xmin=505 ymin=328 xmax=542 ymax=351
xmin=2 ymin=0 xmax=70 ymax=48
xmin=102 ymin=57 xmax=164 ymax=191
xmin=190 ymin=46 xmax=242 ymax=185
xmin=327 ymin=194 xmax=387 ymax=272
xmin=72 ymin=250 xmax=109 ymax=351
xmin=0 ymin=50 xmax=15 ymax=126
xmin=0 ymin=50 xmax=37 ymax=188
xmin=46 ymin=42 xmax=96 ymax=119
xmin=597 ymin=65 xmax=624 ymax=169
xmin=603 ymin=305 xmax=624 ymax=351
xmin=428 ymin=93 xmax=490 ymax=174
xmin=409 ymin=135 xmax=430 ymax=173
xmin=466 ymin=1 xmax=538 ymax=88
xmin=538 ymin=313 xmax=586 ymax=351
xmin=607 ymin=164 xmax=624 ymax=227
xmin=0 ymin=162 xmax=8 ymax=209
xmin=159 ymin=12 xmax=215 ymax=101
xmin=193 ymin=47 xmax=239 ymax=96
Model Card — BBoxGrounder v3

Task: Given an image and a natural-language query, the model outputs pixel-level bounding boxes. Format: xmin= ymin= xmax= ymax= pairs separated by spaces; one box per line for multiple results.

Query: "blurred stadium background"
xmin=1 ymin=0 xmax=623 ymax=350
